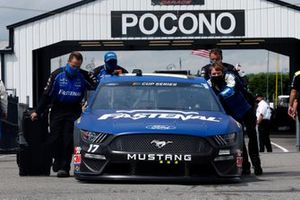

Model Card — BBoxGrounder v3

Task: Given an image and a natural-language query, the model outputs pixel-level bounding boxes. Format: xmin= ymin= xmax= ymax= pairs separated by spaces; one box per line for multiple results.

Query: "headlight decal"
xmin=214 ymin=133 xmax=237 ymax=146
xmin=80 ymin=130 xmax=108 ymax=143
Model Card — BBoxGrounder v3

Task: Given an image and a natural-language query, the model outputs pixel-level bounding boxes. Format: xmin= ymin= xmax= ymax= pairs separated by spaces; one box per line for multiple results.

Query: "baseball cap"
xmin=255 ymin=94 xmax=264 ymax=100
xmin=104 ymin=52 xmax=117 ymax=62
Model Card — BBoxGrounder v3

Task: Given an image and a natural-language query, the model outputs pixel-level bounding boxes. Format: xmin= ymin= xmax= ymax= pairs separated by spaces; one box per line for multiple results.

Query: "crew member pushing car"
xmin=31 ymin=52 xmax=97 ymax=177
xmin=93 ymin=51 xmax=128 ymax=83
xmin=208 ymin=62 xmax=263 ymax=176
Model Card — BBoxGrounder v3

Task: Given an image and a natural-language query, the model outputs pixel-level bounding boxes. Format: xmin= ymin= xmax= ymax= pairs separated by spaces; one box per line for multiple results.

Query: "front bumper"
xmin=74 ymin=134 xmax=243 ymax=182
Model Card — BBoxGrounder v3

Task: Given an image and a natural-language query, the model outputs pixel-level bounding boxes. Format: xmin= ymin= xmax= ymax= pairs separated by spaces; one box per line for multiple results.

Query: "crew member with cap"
xmin=93 ymin=52 xmax=128 ymax=82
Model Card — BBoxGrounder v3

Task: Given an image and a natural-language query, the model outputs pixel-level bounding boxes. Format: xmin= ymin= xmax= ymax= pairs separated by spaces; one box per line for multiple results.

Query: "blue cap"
xmin=104 ymin=52 xmax=117 ymax=62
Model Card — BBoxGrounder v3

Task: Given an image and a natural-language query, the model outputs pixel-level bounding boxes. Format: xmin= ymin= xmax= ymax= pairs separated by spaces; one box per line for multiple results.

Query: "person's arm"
xmin=256 ymin=104 xmax=264 ymax=125
xmin=257 ymin=114 xmax=264 ymax=125
xmin=119 ymin=66 xmax=128 ymax=74
xmin=0 ymin=80 xmax=8 ymax=117
xmin=200 ymin=65 xmax=210 ymax=80
xmin=80 ymin=69 xmax=97 ymax=90
xmin=31 ymin=70 xmax=59 ymax=120
xmin=288 ymin=89 xmax=297 ymax=119
xmin=293 ymin=99 xmax=298 ymax=118
xmin=219 ymin=73 xmax=236 ymax=99
xmin=289 ymin=89 xmax=297 ymax=109
xmin=288 ymin=72 xmax=300 ymax=119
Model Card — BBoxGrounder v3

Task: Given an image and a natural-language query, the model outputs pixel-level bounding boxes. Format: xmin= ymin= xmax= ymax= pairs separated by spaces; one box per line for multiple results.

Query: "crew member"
xmin=288 ymin=70 xmax=300 ymax=121
xmin=208 ymin=62 xmax=263 ymax=176
xmin=201 ymin=48 xmax=238 ymax=81
xmin=93 ymin=52 xmax=128 ymax=82
xmin=256 ymin=95 xmax=272 ymax=152
xmin=31 ymin=52 xmax=97 ymax=177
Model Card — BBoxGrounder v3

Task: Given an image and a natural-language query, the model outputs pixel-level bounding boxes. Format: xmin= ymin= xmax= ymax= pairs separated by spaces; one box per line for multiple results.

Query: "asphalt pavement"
xmin=0 ymin=136 xmax=300 ymax=200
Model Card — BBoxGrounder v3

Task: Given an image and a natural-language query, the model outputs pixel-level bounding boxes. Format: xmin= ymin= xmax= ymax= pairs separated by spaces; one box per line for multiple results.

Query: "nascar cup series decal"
xmin=98 ymin=110 xmax=220 ymax=122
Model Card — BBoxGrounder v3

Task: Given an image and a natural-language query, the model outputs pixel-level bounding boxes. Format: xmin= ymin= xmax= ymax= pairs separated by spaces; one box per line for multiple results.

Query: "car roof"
xmin=99 ymin=73 xmax=207 ymax=84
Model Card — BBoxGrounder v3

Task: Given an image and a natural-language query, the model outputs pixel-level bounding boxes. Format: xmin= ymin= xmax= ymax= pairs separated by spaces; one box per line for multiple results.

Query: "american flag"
xmin=191 ymin=49 xmax=210 ymax=58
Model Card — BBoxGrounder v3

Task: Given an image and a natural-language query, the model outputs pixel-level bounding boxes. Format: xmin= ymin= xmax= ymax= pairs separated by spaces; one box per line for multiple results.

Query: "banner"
xmin=111 ymin=10 xmax=245 ymax=38
xmin=151 ymin=0 xmax=204 ymax=5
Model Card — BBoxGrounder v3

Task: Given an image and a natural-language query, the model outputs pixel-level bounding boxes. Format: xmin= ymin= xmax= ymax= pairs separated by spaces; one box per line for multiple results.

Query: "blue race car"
xmin=73 ymin=72 xmax=243 ymax=182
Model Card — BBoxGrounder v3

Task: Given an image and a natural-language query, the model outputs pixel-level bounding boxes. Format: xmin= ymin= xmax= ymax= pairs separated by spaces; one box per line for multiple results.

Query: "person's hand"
xmin=81 ymin=101 xmax=88 ymax=112
xmin=112 ymin=69 xmax=123 ymax=75
xmin=288 ymin=106 xmax=296 ymax=120
xmin=30 ymin=112 xmax=38 ymax=121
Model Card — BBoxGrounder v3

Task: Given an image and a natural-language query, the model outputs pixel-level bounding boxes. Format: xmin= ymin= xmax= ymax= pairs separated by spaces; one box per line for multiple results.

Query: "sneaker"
xmin=254 ymin=166 xmax=263 ymax=176
xmin=57 ymin=170 xmax=70 ymax=178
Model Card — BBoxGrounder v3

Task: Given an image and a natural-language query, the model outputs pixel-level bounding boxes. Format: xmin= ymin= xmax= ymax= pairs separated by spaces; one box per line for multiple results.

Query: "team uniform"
xmin=93 ymin=64 xmax=128 ymax=82
xmin=36 ymin=64 xmax=96 ymax=172
xmin=208 ymin=72 xmax=262 ymax=175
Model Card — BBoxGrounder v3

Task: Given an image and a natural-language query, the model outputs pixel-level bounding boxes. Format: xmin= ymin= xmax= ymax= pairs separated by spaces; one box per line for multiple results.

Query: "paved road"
xmin=0 ymin=136 xmax=300 ymax=200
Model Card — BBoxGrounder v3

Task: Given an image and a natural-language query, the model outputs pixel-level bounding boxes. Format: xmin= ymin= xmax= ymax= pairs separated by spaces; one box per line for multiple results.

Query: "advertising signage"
xmin=111 ymin=10 xmax=245 ymax=38
xmin=151 ymin=0 xmax=205 ymax=5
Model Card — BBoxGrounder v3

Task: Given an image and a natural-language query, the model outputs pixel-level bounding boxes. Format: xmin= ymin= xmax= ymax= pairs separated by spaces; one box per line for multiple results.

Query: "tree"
xmin=247 ymin=73 xmax=290 ymax=101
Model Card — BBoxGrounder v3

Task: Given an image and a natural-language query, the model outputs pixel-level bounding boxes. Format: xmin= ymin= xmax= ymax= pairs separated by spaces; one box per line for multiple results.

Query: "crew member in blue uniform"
xmin=31 ymin=52 xmax=97 ymax=177
xmin=93 ymin=52 xmax=128 ymax=83
xmin=208 ymin=62 xmax=263 ymax=176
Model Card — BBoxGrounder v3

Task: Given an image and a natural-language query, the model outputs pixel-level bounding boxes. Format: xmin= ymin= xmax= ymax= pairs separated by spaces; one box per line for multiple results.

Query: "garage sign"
xmin=151 ymin=0 xmax=204 ymax=5
xmin=111 ymin=10 xmax=245 ymax=37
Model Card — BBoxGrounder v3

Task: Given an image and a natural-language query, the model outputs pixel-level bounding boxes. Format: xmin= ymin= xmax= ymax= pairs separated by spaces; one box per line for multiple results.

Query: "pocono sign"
xmin=111 ymin=10 xmax=245 ymax=37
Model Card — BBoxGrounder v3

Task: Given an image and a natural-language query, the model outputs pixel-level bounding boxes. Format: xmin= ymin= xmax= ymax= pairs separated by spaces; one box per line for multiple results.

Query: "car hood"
xmin=75 ymin=109 xmax=241 ymax=137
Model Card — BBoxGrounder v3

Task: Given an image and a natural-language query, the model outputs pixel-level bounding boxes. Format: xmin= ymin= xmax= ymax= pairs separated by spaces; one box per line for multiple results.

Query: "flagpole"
xmin=280 ymin=63 xmax=283 ymax=95
xmin=179 ymin=57 xmax=182 ymax=70
xmin=275 ymin=54 xmax=279 ymax=108
xmin=267 ymin=51 xmax=270 ymax=102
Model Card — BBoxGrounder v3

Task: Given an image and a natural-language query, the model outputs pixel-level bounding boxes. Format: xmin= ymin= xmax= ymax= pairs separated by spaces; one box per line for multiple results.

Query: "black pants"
xmin=258 ymin=119 xmax=272 ymax=152
xmin=47 ymin=105 xmax=81 ymax=171
xmin=240 ymin=110 xmax=261 ymax=169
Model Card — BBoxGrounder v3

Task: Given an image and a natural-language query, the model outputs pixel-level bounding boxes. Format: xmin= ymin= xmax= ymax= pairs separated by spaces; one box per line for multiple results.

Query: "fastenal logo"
xmin=151 ymin=140 xmax=173 ymax=149
xmin=98 ymin=111 xmax=220 ymax=122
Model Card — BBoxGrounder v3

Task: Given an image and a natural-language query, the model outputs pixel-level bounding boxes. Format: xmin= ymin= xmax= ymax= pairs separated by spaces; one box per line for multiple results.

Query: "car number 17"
xmin=87 ymin=144 xmax=99 ymax=153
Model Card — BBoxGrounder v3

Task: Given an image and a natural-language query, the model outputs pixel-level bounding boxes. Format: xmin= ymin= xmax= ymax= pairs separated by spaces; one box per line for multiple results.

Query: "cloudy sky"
xmin=1 ymin=0 xmax=299 ymax=74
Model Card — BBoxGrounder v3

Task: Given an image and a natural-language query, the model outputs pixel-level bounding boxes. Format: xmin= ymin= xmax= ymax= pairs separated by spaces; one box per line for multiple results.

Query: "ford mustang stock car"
xmin=73 ymin=72 xmax=243 ymax=182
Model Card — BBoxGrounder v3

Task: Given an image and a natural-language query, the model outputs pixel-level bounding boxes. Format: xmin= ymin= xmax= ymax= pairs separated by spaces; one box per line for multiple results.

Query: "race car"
xmin=73 ymin=72 xmax=243 ymax=182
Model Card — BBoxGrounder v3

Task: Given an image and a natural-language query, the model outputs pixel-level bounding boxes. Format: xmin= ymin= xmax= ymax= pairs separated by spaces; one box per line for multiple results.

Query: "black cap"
xmin=255 ymin=94 xmax=264 ymax=99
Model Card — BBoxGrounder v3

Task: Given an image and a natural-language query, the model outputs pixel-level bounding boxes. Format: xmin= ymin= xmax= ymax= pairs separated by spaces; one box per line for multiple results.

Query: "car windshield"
xmin=91 ymin=81 xmax=221 ymax=112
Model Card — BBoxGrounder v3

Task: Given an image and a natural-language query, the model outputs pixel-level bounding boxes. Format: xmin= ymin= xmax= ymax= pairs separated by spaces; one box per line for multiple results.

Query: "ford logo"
xmin=145 ymin=125 xmax=176 ymax=130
